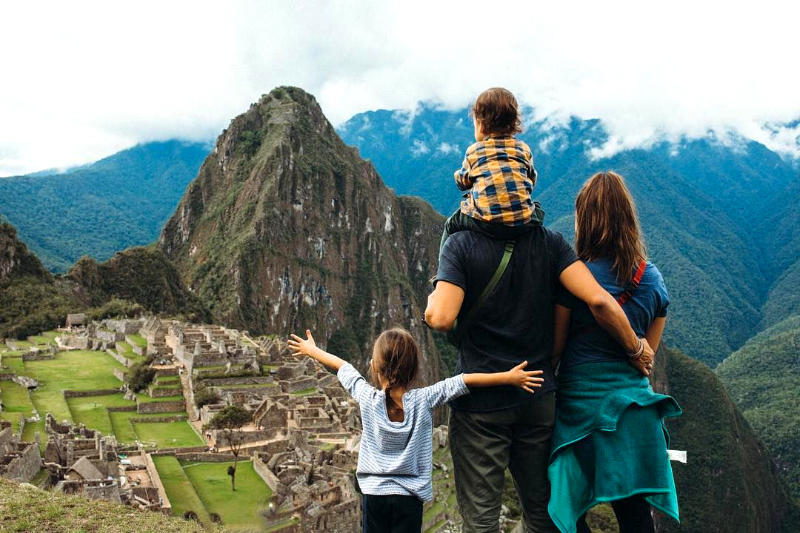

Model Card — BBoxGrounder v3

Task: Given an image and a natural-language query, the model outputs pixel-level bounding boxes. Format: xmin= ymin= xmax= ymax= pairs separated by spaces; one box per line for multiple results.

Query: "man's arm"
xmin=559 ymin=261 xmax=654 ymax=374
xmin=424 ymin=281 xmax=465 ymax=331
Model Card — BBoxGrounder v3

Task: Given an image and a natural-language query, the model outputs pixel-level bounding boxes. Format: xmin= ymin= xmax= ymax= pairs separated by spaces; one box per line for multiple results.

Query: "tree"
xmin=207 ymin=405 xmax=251 ymax=490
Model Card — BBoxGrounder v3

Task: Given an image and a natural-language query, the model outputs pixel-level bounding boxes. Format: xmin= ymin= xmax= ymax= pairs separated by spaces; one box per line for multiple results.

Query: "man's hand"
xmin=629 ymin=338 xmax=655 ymax=376
xmin=504 ymin=361 xmax=544 ymax=394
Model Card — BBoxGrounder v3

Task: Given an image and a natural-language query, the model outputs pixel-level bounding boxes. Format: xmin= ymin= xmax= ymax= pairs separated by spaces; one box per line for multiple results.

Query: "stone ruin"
xmin=0 ymin=420 xmax=42 ymax=483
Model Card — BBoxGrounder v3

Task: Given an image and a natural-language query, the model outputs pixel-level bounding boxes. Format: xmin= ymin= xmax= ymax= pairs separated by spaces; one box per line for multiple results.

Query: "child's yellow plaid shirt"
xmin=454 ymin=136 xmax=537 ymax=226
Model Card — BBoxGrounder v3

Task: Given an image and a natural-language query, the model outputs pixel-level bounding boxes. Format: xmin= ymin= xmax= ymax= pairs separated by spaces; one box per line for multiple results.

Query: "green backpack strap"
xmin=447 ymin=241 xmax=515 ymax=347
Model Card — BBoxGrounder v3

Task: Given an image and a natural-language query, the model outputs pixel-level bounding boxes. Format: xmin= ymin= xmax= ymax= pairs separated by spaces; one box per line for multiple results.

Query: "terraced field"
xmin=153 ymin=457 xmax=271 ymax=530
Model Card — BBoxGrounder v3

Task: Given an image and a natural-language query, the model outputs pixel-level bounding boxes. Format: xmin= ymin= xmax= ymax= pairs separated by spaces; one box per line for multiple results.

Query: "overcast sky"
xmin=2 ymin=0 xmax=799 ymax=176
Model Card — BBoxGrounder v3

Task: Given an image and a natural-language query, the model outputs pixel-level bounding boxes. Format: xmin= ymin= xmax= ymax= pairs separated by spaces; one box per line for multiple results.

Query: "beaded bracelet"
xmin=627 ymin=337 xmax=645 ymax=360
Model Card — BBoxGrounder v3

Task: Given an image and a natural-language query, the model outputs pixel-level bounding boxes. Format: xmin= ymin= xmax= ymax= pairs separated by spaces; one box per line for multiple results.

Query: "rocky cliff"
xmin=158 ymin=87 xmax=444 ymax=381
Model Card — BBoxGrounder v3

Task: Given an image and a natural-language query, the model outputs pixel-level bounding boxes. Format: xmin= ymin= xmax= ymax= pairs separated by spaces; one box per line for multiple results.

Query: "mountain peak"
xmin=158 ymin=88 xmax=445 ymax=382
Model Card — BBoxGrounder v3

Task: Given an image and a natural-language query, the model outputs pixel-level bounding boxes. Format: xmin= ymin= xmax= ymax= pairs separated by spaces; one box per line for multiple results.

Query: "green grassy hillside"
xmin=0 ymin=477 xmax=213 ymax=533
xmin=0 ymin=140 xmax=208 ymax=272
xmin=716 ymin=315 xmax=800 ymax=499
xmin=660 ymin=347 xmax=795 ymax=532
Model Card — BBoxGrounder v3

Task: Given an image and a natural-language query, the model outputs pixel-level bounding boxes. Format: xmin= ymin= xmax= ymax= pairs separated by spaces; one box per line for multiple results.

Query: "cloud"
xmin=437 ymin=142 xmax=459 ymax=155
xmin=410 ymin=140 xmax=430 ymax=156
xmin=2 ymin=0 xmax=800 ymax=175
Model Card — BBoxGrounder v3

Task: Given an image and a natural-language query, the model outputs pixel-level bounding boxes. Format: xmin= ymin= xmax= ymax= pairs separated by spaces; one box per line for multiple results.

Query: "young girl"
xmin=288 ymin=327 xmax=543 ymax=533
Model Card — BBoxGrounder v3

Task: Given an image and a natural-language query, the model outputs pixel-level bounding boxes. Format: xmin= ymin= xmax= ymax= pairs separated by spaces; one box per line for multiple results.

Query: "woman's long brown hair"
xmin=574 ymin=171 xmax=647 ymax=282
xmin=370 ymin=328 xmax=420 ymax=422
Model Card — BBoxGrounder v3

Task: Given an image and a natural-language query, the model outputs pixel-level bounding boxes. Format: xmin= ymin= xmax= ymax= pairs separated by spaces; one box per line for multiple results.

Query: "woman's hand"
xmin=505 ymin=361 xmax=545 ymax=394
xmin=288 ymin=330 xmax=317 ymax=357
xmin=629 ymin=338 xmax=655 ymax=376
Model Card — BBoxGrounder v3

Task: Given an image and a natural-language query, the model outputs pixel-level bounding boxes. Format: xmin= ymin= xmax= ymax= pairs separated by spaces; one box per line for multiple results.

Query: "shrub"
xmin=126 ymin=362 xmax=156 ymax=392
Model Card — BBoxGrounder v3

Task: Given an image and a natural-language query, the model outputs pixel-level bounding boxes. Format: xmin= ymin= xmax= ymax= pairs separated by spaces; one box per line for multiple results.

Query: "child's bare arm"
xmin=463 ymin=361 xmax=544 ymax=394
xmin=287 ymin=330 xmax=346 ymax=371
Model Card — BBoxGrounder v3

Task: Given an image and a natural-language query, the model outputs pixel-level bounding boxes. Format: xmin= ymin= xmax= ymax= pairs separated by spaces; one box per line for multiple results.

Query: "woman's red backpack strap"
xmin=616 ymin=260 xmax=647 ymax=305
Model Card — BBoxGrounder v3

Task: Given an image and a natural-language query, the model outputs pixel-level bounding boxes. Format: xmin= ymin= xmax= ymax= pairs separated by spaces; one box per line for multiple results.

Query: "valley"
xmin=1 ymin=86 xmax=798 ymax=532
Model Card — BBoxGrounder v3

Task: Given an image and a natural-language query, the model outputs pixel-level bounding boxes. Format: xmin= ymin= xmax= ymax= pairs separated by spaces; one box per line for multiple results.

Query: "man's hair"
xmin=574 ymin=171 xmax=647 ymax=282
xmin=472 ymin=87 xmax=523 ymax=137
xmin=370 ymin=328 xmax=419 ymax=422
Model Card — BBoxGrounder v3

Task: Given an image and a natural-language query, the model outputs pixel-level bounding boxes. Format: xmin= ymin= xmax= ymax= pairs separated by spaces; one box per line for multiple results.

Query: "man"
xmin=425 ymin=225 xmax=652 ymax=532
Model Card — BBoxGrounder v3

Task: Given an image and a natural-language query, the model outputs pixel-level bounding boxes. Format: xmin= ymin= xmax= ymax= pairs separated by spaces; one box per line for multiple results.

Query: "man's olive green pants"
xmin=449 ymin=391 xmax=557 ymax=533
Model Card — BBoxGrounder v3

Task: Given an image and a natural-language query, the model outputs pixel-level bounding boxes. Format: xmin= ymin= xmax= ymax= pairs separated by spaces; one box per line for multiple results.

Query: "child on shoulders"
xmin=288 ymin=327 xmax=543 ymax=533
xmin=441 ymin=87 xmax=544 ymax=250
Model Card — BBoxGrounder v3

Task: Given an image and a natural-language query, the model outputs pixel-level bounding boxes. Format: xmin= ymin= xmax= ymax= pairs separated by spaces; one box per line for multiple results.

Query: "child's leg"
xmin=388 ymin=495 xmax=423 ymax=533
xmin=362 ymin=494 xmax=391 ymax=533
xmin=440 ymin=209 xmax=475 ymax=251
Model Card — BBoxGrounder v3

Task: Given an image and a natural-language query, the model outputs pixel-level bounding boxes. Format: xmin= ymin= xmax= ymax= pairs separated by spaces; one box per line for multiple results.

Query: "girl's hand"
xmin=288 ymin=330 xmax=317 ymax=357
xmin=506 ymin=361 xmax=544 ymax=394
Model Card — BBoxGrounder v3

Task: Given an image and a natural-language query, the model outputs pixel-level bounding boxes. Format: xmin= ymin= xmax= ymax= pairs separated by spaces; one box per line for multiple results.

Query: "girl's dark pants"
xmin=576 ymin=496 xmax=654 ymax=533
xmin=362 ymin=494 xmax=423 ymax=533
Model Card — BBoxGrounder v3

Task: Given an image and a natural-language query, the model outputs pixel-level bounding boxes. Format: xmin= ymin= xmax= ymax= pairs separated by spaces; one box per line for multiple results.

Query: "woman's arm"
xmin=287 ymin=330 xmax=346 ymax=371
xmin=463 ymin=361 xmax=544 ymax=394
xmin=645 ymin=317 xmax=667 ymax=352
xmin=552 ymin=304 xmax=571 ymax=369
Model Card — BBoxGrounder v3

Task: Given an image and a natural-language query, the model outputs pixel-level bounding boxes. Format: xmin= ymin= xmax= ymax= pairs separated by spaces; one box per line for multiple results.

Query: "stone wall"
xmin=108 ymin=348 xmax=133 ymax=368
xmin=63 ymin=389 xmax=121 ymax=399
xmin=148 ymin=386 xmax=182 ymax=398
xmin=172 ymin=452 xmax=237 ymax=462
xmin=137 ymin=400 xmax=185 ymax=414
xmin=144 ymin=453 xmax=172 ymax=515
xmin=22 ymin=352 xmax=55 ymax=362
xmin=129 ymin=416 xmax=186 ymax=424
xmin=1 ymin=442 xmax=42 ymax=482
xmin=253 ymin=452 xmax=282 ymax=492
xmin=113 ymin=368 xmax=126 ymax=382
xmin=58 ymin=335 xmax=89 ymax=350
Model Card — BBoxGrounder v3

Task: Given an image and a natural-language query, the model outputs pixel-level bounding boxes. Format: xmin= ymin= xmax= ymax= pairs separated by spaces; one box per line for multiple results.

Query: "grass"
xmin=108 ymin=410 xmax=186 ymax=443
xmin=116 ymin=341 xmax=145 ymax=364
xmin=134 ymin=421 xmax=204 ymax=448
xmin=181 ymin=459 xmax=271 ymax=530
xmin=1 ymin=354 xmax=25 ymax=374
xmin=152 ymin=455 xmax=211 ymax=523
xmin=140 ymin=394 xmax=184 ymax=403
xmin=127 ymin=333 xmax=147 ymax=348
xmin=0 ymin=477 xmax=212 ymax=533
xmin=25 ymin=350 xmax=126 ymax=425
xmin=0 ymin=380 xmax=35 ymax=432
xmin=66 ymin=394 xmax=135 ymax=435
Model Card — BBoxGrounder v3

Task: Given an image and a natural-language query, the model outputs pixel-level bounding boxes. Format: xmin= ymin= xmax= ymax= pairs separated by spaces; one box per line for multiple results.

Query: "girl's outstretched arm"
xmin=463 ymin=361 xmax=544 ymax=395
xmin=287 ymin=330 xmax=346 ymax=371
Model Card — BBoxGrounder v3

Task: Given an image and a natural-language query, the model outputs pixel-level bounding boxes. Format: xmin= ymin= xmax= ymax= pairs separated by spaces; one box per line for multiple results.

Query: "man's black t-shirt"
xmin=435 ymin=227 xmax=577 ymax=412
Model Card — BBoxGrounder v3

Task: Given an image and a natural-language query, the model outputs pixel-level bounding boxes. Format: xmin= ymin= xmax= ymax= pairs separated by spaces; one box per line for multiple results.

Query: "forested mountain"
xmin=0 ymin=140 xmax=208 ymax=272
xmin=338 ymin=106 xmax=800 ymax=365
xmin=0 ymin=221 xmax=206 ymax=339
xmin=716 ymin=315 xmax=800 ymax=499
xmin=158 ymin=87 xmax=445 ymax=384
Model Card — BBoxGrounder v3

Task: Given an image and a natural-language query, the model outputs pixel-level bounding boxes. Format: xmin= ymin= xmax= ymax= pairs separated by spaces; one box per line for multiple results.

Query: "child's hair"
xmin=370 ymin=328 xmax=420 ymax=422
xmin=574 ymin=171 xmax=647 ymax=282
xmin=472 ymin=87 xmax=523 ymax=137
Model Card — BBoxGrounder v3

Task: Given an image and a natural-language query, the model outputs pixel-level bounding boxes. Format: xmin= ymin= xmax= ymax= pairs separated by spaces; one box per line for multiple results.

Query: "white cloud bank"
xmin=1 ymin=0 xmax=799 ymax=175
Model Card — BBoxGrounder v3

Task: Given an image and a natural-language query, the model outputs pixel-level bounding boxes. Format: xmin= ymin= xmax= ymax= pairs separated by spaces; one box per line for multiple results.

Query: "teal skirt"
xmin=547 ymin=361 xmax=682 ymax=533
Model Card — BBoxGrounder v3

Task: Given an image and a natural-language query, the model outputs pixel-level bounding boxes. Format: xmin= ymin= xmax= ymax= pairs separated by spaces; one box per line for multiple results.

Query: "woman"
xmin=547 ymin=171 xmax=681 ymax=533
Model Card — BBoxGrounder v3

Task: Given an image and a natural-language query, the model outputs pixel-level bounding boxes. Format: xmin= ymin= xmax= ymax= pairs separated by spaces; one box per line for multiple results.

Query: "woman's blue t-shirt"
xmin=558 ymin=258 xmax=669 ymax=369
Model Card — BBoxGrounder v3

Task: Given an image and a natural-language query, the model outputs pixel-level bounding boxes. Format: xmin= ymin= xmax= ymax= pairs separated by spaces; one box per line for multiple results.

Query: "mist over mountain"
xmin=338 ymin=105 xmax=800 ymax=364
xmin=0 ymin=140 xmax=209 ymax=272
